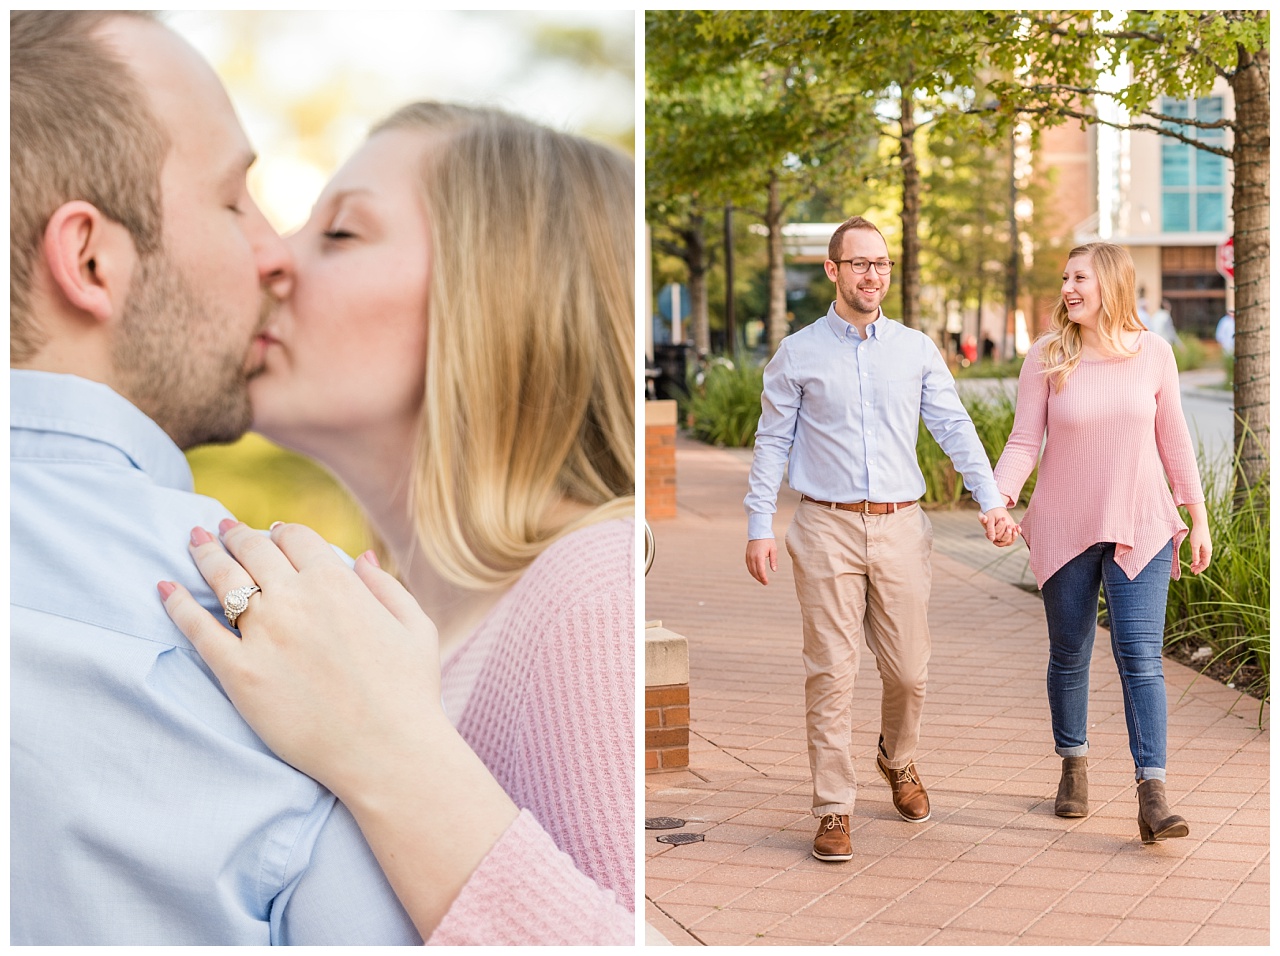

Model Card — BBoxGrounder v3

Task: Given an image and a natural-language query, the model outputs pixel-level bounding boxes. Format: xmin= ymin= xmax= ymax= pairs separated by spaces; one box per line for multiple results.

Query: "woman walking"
xmin=993 ymin=242 xmax=1211 ymax=843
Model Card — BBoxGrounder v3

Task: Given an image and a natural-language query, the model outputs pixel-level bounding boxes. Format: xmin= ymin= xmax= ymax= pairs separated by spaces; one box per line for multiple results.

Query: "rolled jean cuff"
xmin=1055 ymin=743 xmax=1089 ymax=758
xmin=812 ymin=802 xmax=853 ymax=818
xmin=1136 ymin=766 xmax=1166 ymax=783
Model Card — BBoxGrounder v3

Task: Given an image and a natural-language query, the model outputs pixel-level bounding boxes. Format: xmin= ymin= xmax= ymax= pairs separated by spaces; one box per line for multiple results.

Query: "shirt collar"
xmin=824 ymin=302 xmax=888 ymax=341
xmin=11 ymin=369 xmax=196 ymax=492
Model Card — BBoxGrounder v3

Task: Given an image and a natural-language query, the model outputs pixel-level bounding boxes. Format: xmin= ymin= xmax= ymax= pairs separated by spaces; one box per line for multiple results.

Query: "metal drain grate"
xmin=644 ymin=817 xmax=685 ymax=830
xmin=655 ymin=832 xmax=705 ymax=846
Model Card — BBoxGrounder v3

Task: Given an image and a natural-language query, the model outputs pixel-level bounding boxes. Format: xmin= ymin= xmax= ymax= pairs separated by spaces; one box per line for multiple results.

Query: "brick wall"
xmin=645 ymin=683 xmax=689 ymax=771
xmin=645 ymin=623 xmax=689 ymax=772
xmin=645 ymin=399 xmax=677 ymax=520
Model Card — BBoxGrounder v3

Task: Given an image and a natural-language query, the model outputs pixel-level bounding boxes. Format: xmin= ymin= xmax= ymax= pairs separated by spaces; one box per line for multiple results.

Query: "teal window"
xmin=1160 ymin=97 xmax=1227 ymax=233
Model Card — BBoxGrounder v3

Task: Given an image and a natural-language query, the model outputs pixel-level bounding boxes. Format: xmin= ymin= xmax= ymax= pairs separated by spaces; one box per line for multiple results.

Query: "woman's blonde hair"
xmin=1039 ymin=241 xmax=1146 ymax=391
xmin=371 ymin=103 xmax=635 ymax=589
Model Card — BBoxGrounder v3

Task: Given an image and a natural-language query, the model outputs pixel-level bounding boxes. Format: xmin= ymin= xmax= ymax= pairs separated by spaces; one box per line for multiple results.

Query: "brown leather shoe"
xmin=812 ymin=813 xmax=853 ymax=861
xmin=877 ymin=754 xmax=931 ymax=822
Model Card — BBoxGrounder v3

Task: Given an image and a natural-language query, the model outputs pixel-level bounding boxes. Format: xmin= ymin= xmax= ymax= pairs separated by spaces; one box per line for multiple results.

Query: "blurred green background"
xmin=167 ymin=10 xmax=635 ymax=550
xmin=186 ymin=438 xmax=373 ymax=557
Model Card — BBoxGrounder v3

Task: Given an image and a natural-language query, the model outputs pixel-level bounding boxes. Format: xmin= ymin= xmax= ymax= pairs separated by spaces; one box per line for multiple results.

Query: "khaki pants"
xmin=784 ymin=500 xmax=933 ymax=816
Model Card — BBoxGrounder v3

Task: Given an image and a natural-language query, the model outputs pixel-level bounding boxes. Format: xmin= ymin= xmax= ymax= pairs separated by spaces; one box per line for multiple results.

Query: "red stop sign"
xmin=1216 ymin=237 xmax=1234 ymax=280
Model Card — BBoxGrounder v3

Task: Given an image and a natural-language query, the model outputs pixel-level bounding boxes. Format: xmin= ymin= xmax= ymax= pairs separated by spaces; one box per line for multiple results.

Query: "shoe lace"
xmin=894 ymin=764 xmax=920 ymax=786
xmin=820 ymin=813 xmax=848 ymax=834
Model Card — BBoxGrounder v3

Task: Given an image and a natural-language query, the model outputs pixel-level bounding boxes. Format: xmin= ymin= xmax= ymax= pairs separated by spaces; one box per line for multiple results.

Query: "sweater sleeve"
xmin=427 ymin=811 xmax=633 ymax=945
xmin=431 ymin=528 xmax=635 ymax=944
xmin=993 ymin=341 xmax=1050 ymax=507
xmin=1153 ymin=345 xmax=1206 ymax=506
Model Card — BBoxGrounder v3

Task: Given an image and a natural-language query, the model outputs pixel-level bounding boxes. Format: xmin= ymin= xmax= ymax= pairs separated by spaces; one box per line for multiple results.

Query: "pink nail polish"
xmin=191 ymin=527 xmax=214 ymax=547
xmin=157 ymin=581 xmax=177 ymax=600
xmin=218 ymin=518 xmax=237 ymax=535
xmin=361 ymin=549 xmax=381 ymax=569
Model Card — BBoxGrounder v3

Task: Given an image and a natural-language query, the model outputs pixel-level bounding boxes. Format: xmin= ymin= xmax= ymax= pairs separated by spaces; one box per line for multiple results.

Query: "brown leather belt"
xmin=801 ymin=495 xmax=917 ymax=515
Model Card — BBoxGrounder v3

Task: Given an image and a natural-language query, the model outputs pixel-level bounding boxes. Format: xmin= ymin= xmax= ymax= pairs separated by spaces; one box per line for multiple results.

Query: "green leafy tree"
xmin=982 ymin=9 xmax=1269 ymax=492
xmin=715 ymin=11 xmax=1017 ymax=332
xmin=647 ymin=11 xmax=878 ymax=354
xmin=923 ymin=116 xmax=1019 ymax=350
xmin=648 ymin=198 xmax=712 ymax=354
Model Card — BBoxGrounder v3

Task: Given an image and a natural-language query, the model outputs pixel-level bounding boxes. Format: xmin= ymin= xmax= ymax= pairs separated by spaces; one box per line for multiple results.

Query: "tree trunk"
xmin=724 ymin=204 xmax=736 ymax=357
xmin=1229 ymin=43 xmax=1269 ymax=494
xmin=899 ymin=82 xmax=921 ymax=329
xmin=1004 ymin=125 xmax=1019 ymax=361
xmin=676 ymin=213 xmax=709 ymax=353
xmin=766 ymin=172 xmax=789 ymax=354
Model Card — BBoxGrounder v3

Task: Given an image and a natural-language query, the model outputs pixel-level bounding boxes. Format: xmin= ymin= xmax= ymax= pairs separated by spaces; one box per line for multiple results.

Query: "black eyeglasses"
xmin=832 ymin=258 xmax=894 ymax=275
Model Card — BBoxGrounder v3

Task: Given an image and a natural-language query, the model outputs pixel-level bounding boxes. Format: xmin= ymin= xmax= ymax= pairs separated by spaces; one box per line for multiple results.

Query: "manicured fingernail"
xmin=157 ymin=581 xmax=177 ymax=600
xmin=218 ymin=518 xmax=238 ymax=535
xmin=361 ymin=549 xmax=381 ymax=569
xmin=191 ymin=526 xmax=214 ymax=547
xmin=269 ymin=521 xmax=284 ymax=531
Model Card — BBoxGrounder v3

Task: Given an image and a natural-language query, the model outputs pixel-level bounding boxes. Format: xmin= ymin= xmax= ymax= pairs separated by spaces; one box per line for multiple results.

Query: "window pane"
xmin=1196 ymin=192 xmax=1225 ymax=232
xmin=1163 ymin=192 xmax=1191 ymax=232
xmin=1196 ymin=152 xmax=1225 ymax=186
xmin=1197 ymin=96 xmax=1224 ymax=123
xmin=1162 ymin=142 xmax=1190 ymax=186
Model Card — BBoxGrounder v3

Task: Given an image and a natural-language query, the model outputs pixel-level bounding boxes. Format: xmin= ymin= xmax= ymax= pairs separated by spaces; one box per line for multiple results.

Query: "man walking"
xmin=744 ymin=215 xmax=1015 ymax=862
xmin=10 ymin=12 xmax=417 ymax=942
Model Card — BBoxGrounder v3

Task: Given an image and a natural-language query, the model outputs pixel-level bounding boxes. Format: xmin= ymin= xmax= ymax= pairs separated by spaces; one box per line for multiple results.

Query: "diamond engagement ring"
xmin=223 ymin=585 xmax=261 ymax=628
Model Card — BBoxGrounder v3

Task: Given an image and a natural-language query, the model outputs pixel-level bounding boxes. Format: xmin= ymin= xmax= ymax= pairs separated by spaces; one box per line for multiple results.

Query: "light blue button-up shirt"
xmin=744 ymin=305 xmax=1003 ymax=539
xmin=10 ymin=370 xmax=419 ymax=945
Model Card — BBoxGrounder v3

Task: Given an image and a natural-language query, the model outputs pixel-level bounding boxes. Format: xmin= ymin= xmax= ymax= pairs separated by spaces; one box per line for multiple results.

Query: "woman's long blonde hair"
xmin=372 ymin=103 xmax=635 ymax=589
xmin=1040 ymin=241 xmax=1146 ymax=391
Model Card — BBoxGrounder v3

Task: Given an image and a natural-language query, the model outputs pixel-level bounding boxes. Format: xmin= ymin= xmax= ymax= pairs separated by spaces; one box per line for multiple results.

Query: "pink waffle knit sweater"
xmin=428 ymin=517 xmax=635 ymax=945
xmin=993 ymin=332 xmax=1204 ymax=589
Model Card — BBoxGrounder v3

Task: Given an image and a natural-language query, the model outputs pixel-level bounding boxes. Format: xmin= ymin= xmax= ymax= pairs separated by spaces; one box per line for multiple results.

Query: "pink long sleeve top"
xmin=428 ymin=517 xmax=635 ymax=945
xmin=993 ymin=332 xmax=1204 ymax=589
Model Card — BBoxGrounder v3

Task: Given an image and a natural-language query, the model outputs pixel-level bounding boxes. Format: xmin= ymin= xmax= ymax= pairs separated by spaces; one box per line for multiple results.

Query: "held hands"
xmin=979 ymin=506 xmax=1021 ymax=548
xmin=158 ymin=520 xmax=445 ymax=801
xmin=745 ymin=538 xmax=778 ymax=585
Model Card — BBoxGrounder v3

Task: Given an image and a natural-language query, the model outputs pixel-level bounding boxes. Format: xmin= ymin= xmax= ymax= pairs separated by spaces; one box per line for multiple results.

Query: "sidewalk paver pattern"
xmin=645 ymin=434 xmax=1268 ymax=946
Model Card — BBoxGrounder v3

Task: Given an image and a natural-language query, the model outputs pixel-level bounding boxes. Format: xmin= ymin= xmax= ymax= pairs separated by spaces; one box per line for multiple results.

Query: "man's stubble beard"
xmin=113 ymin=252 xmax=269 ymax=451
xmin=837 ymin=270 xmax=887 ymax=317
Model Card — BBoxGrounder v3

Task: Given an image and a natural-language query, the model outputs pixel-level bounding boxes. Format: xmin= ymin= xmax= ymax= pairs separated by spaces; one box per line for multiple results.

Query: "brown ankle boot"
xmin=1136 ymin=779 xmax=1189 ymax=844
xmin=1054 ymin=756 xmax=1088 ymax=818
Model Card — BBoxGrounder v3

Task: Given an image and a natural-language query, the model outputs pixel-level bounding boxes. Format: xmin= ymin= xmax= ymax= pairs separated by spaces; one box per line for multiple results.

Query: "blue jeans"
xmin=1040 ymin=540 xmax=1174 ymax=782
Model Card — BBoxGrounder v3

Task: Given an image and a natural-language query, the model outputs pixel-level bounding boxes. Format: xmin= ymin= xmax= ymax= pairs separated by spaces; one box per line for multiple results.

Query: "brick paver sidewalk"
xmin=644 ymin=434 xmax=1268 ymax=946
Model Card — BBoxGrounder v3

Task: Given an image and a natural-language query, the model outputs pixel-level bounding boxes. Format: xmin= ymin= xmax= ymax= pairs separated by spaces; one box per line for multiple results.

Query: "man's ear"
xmin=41 ymin=201 xmax=139 ymax=325
xmin=823 ymin=259 xmax=839 ymax=283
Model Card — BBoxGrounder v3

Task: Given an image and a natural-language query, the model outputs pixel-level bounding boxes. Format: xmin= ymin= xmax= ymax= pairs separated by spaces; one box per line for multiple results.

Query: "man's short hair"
xmin=827 ymin=215 xmax=885 ymax=263
xmin=10 ymin=11 xmax=168 ymax=363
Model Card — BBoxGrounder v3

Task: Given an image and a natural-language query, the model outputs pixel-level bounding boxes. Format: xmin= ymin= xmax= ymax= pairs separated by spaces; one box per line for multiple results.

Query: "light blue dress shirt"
xmin=10 ymin=370 xmax=420 ymax=945
xmin=745 ymin=305 xmax=1004 ymax=539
